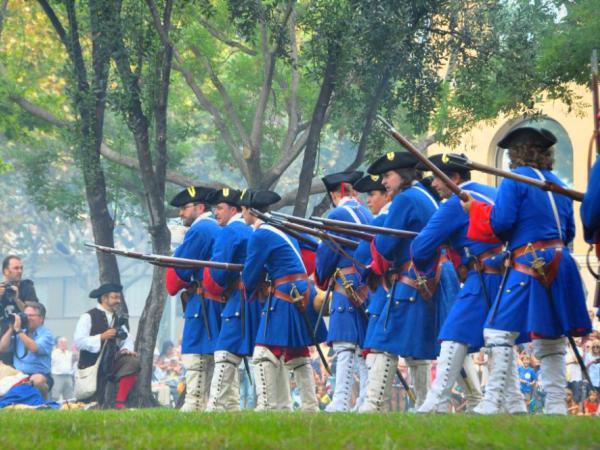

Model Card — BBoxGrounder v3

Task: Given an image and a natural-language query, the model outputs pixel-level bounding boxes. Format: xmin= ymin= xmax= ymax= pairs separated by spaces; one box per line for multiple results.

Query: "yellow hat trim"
xmin=186 ymin=186 xmax=196 ymax=197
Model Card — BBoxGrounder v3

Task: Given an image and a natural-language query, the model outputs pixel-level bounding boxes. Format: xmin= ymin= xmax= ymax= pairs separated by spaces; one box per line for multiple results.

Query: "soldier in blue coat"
xmin=582 ymin=154 xmax=600 ymax=239
xmin=411 ymin=154 xmax=502 ymax=413
xmin=463 ymin=127 xmax=592 ymax=415
xmin=242 ymin=190 xmax=327 ymax=411
xmin=315 ymin=171 xmax=374 ymax=412
xmin=361 ymin=152 xmax=459 ymax=412
xmin=165 ymin=186 xmax=221 ymax=412
xmin=352 ymin=174 xmax=391 ymax=411
xmin=200 ymin=188 xmax=258 ymax=411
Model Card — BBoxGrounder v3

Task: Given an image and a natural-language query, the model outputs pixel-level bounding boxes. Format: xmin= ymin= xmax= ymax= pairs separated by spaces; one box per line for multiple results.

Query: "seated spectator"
xmin=74 ymin=283 xmax=140 ymax=408
xmin=51 ymin=337 xmax=75 ymax=402
xmin=0 ymin=302 xmax=54 ymax=397
xmin=583 ymin=390 xmax=599 ymax=416
xmin=317 ymin=384 xmax=331 ymax=410
xmin=566 ymin=388 xmax=580 ymax=416
xmin=518 ymin=353 xmax=537 ymax=413
xmin=584 ymin=340 xmax=600 ymax=392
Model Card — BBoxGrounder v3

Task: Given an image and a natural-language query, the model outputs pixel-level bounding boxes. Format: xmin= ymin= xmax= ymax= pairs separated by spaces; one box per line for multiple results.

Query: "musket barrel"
xmin=272 ymin=211 xmax=375 ymax=241
xmin=312 ymin=216 xmax=418 ymax=238
xmin=377 ymin=115 xmax=469 ymax=202
xmin=452 ymin=156 xmax=584 ymax=202
xmin=85 ymin=243 xmax=243 ymax=271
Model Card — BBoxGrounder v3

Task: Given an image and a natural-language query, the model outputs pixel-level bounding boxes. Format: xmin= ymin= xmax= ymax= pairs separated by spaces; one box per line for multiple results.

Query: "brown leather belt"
xmin=196 ymin=287 xmax=227 ymax=304
xmin=467 ymin=246 xmax=504 ymax=274
xmin=390 ymin=254 xmax=449 ymax=301
xmin=512 ymin=239 xmax=564 ymax=259
xmin=333 ymin=266 xmax=368 ymax=308
xmin=271 ymin=273 xmax=310 ymax=308
xmin=511 ymin=240 xmax=565 ymax=288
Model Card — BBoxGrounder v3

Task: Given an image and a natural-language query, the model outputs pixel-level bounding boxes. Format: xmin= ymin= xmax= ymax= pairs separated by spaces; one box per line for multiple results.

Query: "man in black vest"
xmin=73 ymin=283 xmax=140 ymax=408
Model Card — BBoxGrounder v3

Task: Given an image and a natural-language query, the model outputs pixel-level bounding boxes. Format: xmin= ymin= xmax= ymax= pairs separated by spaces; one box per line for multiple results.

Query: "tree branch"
xmin=144 ymin=0 xmax=249 ymax=180
xmin=275 ymin=178 xmax=326 ymax=209
xmin=198 ymin=18 xmax=257 ymax=56
xmin=36 ymin=0 xmax=69 ymax=48
xmin=190 ymin=45 xmax=251 ymax=150
xmin=8 ymin=93 xmax=227 ymax=189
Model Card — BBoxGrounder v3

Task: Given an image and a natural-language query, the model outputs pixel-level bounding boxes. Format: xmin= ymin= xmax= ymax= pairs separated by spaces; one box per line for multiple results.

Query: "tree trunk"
xmin=293 ymin=42 xmax=341 ymax=217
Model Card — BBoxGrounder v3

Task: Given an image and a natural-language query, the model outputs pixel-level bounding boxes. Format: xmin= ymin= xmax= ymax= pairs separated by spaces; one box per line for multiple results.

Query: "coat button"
xmin=235 ymin=312 xmax=240 ymax=317
xmin=409 ymin=297 xmax=415 ymax=302
xmin=395 ymin=301 xmax=400 ymax=305
xmin=338 ymin=307 xmax=343 ymax=311
xmin=194 ymin=314 xmax=199 ymax=318
xmin=349 ymin=306 xmax=354 ymax=312
xmin=519 ymin=282 xmax=526 ymax=287
xmin=506 ymin=289 xmax=511 ymax=293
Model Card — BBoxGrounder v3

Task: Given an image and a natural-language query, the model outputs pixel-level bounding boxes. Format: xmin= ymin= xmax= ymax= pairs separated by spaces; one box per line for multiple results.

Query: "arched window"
xmin=494 ymin=117 xmax=574 ymax=187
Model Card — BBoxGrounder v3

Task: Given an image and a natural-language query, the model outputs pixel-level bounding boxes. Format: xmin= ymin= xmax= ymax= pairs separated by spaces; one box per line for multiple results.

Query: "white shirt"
xmin=51 ymin=348 xmax=74 ymax=375
xmin=73 ymin=304 xmax=134 ymax=354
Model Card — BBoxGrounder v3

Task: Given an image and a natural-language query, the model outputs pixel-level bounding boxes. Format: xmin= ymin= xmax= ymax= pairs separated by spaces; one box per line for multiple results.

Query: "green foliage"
xmin=0 ymin=410 xmax=600 ymax=449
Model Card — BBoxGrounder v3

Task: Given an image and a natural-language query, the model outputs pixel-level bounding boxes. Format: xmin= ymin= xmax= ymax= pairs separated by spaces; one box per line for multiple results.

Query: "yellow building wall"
xmin=427 ymin=85 xmax=598 ymax=308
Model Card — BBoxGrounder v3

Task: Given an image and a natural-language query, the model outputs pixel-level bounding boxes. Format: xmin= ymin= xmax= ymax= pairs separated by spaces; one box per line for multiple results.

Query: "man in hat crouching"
xmin=74 ymin=283 xmax=140 ymax=408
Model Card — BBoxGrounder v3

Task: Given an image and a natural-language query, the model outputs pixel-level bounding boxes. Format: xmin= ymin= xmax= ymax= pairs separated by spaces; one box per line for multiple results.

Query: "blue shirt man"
xmin=0 ymin=302 xmax=54 ymax=392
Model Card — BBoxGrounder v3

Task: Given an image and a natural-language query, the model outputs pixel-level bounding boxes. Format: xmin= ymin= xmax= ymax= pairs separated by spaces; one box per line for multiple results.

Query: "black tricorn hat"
xmin=416 ymin=153 xmax=471 ymax=174
xmin=321 ymin=171 xmax=363 ymax=192
xmin=169 ymin=186 xmax=216 ymax=207
xmin=206 ymin=188 xmax=242 ymax=207
xmin=89 ymin=283 xmax=123 ymax=299
xmin=353 ymin=174 xmax=386 ymax=193
xmin=239 ymin=189 xmax=281 ymax=209
xmin=497 ymin=127 xmax=557 ymax=150
xmin=367 ymin=152 xmax=418 ymax=175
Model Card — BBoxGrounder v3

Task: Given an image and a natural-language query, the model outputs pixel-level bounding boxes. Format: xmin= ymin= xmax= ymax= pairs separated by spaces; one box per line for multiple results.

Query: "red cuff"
xmin=466 ymin=200 xmax=502 ymax=244
xmin=301 ymin=248 xmax=316 ymax=277
xmin=315 ymin=274 xmax=330 ymax=291
xmin=165 ymin=267 xmax=189 ymax=296
xmin=595 ymin=234 xmax=600 ymax=259
xmin=202 ymin=267 xmax=225 ymax=295
xmin=370 ymin=240 xmax=391 ymax=275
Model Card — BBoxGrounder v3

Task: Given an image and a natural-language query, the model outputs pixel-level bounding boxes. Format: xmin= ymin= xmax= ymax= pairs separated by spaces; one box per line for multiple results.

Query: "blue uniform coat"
xmin=205 ymin=216 xmax=259 ymax=356
xmin=411 ymin=181 xmax=502 ymax=351
xmin=315 ymin=198 xmax=373 ymax=346
xmin=582 ymin=155 xmax=600 ymax=243
xmin=174 ymin=216 xmax=222 ymax=354
xmin=242 ymin=224 xmax=327 ymax=348
xmin=369 ymin=182 xmax=459 ymax=359
xmin=473 ymin=167 xmax=592 ymax=338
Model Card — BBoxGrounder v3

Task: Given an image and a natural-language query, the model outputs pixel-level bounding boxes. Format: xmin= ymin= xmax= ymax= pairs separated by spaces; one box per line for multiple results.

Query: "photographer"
xmin=74 ymin=283 xmax=140 ymax=408
xmin=0 ymin=302 xmax=55 ymax=397
xmin=1 ymin=255 xmax=38 ymax=364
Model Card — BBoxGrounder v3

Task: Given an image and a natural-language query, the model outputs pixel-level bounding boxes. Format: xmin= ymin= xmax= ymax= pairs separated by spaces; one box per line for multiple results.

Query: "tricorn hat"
xmin=415 ymin=153 xmax=471 ymax=174
xmin=367 ymin=152 xmax=418 ymax=175
xmin=89 ymin=283 xmax=123 ymax=299
xmin=169 ymin=186 xmax=216 ymax=207
xmin=321 ymin=171 xmax=363 ymax=192
xmin=497 ymin=127 xmax=557 ymax=150
xmin=206 ymin=188 xmax=242 ymax=207
xmin=239 ymin=189 xmax=281 ymax=209
xmin=353 ymin=174 xmax=386 ymax=193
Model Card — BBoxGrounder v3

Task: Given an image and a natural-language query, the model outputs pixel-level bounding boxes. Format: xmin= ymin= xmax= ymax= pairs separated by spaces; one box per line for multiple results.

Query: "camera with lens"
xmin=9 ymin=312 xmax=28 ymax=330
xmin=114 ymin=313 xmax=129 ymax=341
xmin=0 ymin=282 xmax=19 ymax=328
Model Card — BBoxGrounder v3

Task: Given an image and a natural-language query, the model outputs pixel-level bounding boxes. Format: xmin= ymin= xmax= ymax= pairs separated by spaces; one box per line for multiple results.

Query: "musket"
xmin=377 ymin=115 xmax=470 ymax=202
xmin=442 ymin=153 xmax=584 ymax=202
xmin=310 ymin=216 xmax=418 ymax=239
xmin=250 ymin=210 xmax=359 ymax=249
xmin=271 ymin=211 xmax=375 ymax=241
xmin=247 ymin=210 xmax=318 ymax=251
xmin=85 ymin=243 xmax=244 ymax=271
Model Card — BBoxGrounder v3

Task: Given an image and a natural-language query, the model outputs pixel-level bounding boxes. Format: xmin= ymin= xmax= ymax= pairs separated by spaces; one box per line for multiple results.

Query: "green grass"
xmin=0 ymin=410 xmax=598 ymax=449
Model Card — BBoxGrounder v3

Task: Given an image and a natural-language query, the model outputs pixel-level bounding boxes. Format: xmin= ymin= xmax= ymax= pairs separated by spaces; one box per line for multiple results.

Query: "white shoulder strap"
xmin=413 ymin=185 xmax=439 ymax=210
xmin=261 ymin=224 xmax=306 ymax=271
xmin=464 ymin=189 xmax=495 ymax=206
xmin=531 ymin=168 xmax=563 ymax=241
xmin=342 ymin=205 xmax=361 ymax=224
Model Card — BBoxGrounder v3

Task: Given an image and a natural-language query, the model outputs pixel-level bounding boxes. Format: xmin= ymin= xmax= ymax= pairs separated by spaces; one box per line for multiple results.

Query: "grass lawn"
xmin=0 ymin=409 xmax=598 ymax=449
